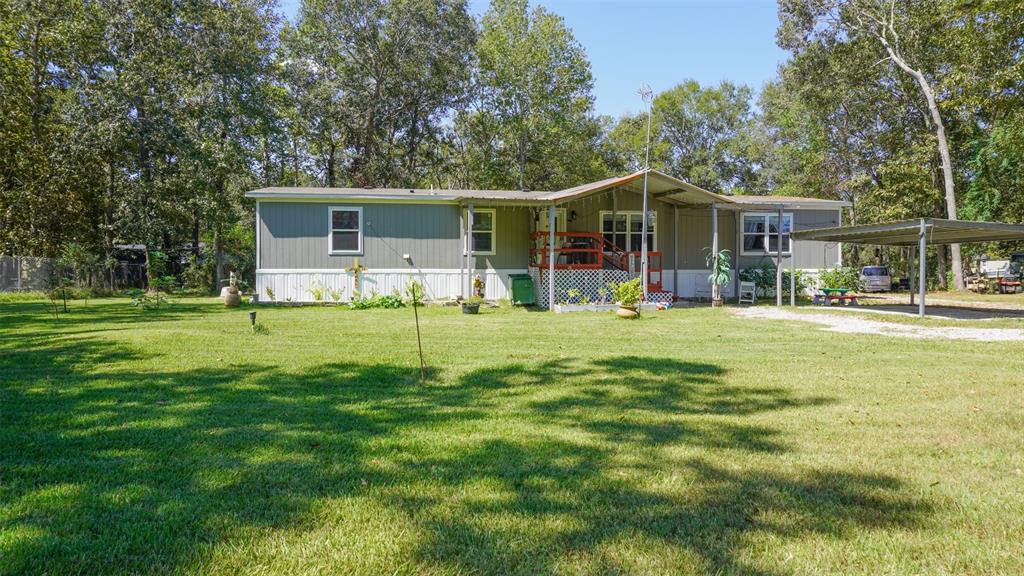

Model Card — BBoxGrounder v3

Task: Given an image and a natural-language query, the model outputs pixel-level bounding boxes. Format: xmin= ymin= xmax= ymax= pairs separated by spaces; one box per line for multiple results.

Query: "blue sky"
xmin=276 ymin=0 xmax=789 ymax=118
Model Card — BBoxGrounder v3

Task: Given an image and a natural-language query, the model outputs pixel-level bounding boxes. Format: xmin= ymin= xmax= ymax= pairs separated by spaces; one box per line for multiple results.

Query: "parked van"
xmin=859 ymin=265 xmax=891 ymax=292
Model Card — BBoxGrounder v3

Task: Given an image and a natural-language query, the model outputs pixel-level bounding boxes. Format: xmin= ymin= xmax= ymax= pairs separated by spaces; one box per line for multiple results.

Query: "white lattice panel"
xmin=530 ymin=268 xmax=640 ymax=309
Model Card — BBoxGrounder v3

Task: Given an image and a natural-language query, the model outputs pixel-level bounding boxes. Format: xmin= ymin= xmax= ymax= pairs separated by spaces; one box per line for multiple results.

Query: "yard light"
xmin=249 ymin=310 xmax=257 ymax=331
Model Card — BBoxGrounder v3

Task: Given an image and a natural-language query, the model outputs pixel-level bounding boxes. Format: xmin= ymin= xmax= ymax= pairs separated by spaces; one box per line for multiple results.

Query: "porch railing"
xmin=529 ymin=231 xmax=663 ymax=292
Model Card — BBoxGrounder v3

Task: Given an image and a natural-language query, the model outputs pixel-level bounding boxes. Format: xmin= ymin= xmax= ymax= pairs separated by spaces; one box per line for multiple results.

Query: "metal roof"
xmin=246 ymin=169 xmax=852 ymax=209
xmin=791 ymin=218 xmax=1024 ymax=246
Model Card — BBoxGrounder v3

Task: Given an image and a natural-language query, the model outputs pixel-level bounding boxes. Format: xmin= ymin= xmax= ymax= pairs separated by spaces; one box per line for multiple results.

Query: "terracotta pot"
xmin=616 ymin=305 xmax=638 ymax=319
xmin=711 ymin=298 xmax=724 ymax=308
xmin=224 ymin=287 xmax=241 ymax=307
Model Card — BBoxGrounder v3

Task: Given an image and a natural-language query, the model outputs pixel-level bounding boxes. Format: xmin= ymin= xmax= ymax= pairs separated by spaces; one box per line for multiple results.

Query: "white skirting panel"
xmin=674 ymin=269 xmax=737 ymax=298
xmin=255 ymin=269 xmax=527 ymax=303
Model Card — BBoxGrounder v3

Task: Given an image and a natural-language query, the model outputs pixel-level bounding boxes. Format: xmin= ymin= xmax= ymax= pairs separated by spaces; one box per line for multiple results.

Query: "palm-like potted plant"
xmin=704 ymin=248 xmax=731 ymax=307
xmin=611 ymin=277 xmax=643 ymax=319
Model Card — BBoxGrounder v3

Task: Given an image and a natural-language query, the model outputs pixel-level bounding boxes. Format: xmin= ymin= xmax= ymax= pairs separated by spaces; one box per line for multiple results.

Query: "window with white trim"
xmin=468 ymin=208 xmax=496 ymax=255
xmin=741 ymin=212 xmax=792 ymax=255
xmin=600 ymin=211 xmax=655 ymax=252
xmin=329 ymin=206 xmax=362 ymax=254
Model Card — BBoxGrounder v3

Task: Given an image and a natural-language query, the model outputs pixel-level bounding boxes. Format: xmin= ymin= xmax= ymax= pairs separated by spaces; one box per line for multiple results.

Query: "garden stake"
xmin=410 ymin=283 xmax=426 ymax=382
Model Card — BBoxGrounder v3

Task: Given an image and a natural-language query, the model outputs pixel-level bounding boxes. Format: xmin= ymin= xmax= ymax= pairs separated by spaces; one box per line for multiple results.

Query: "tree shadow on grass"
xmin=1 ymin=334 xmax=931 ymax=575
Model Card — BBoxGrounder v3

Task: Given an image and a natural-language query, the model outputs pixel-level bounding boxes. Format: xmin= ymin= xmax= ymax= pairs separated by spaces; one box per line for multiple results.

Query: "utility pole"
xmin=638 ymin=84 xmax=653 ymax=304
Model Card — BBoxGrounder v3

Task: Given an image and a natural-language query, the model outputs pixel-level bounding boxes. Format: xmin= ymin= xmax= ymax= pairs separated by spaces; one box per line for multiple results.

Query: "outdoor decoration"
xmin=345 ymin=258 xmax=368 ymax=296
xmin=473 ymin=274 xmax=485 ymax=298
xmin=461 ymin=296 xmax=482 ymax=314
xmin=704 ymin=248 xmax=731 ymax=307
xmin=224 ymin=272 xmax=241 ymax=307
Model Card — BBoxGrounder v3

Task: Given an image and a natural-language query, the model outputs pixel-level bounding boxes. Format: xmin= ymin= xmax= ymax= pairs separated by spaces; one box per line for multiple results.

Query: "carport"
xmin=791 ymin=218 xmax=1024 ymax=317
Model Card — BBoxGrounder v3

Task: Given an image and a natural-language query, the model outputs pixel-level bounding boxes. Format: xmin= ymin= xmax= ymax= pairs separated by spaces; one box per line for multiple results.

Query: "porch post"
xmin=711 ymin=203 xmax=719 ymax=302
xmin=611 ymin=190 xmax=617 ymax=248
xmin=672 ymin=204 xmax=678 ymax=298
xmin=776 ymin=206 xmax=783 ymax=307
xmin=734 ymin=211 xmax=741 ymax=299
xmin=459 ymin=208 xmax=465 ymax=298
xmin=467 ymin=203 xmax=474 ymax=298
xmin=640 ymin=170 xmax=650 ymax=301
xmin=548 ymin=205 xmax=556 ymax=310
xmin=918 ymin=218 xmax=927 ymax=317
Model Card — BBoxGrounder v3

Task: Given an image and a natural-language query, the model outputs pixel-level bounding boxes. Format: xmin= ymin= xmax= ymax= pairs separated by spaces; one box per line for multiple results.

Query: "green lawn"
xmin=2 ymin=298 xmax=1022 ymax=575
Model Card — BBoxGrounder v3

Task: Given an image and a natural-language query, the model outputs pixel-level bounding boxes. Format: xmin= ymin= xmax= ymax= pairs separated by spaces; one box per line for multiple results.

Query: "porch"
xmin=527 ymin=231 xmax=672 ymax=307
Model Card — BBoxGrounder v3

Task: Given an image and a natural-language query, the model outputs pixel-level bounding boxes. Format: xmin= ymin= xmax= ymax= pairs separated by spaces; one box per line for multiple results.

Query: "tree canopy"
xmin=1 ymin=0 xmax=1021 ymax=287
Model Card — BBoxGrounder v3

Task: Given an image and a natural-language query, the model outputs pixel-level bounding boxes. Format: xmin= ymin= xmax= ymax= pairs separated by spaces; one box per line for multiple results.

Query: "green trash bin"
xmin=509 ymin=273 xmax=535 ymax=306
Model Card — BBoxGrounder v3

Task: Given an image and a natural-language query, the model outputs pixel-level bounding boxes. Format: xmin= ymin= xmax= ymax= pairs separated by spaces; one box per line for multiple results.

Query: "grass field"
xmin=2 ymin=298 xmax=1022 ymax=575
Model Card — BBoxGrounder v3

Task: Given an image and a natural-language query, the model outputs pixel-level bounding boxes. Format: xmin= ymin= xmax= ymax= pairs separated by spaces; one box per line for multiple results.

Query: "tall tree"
xmin=778 ymin=0 xmax=969 ymax=287
xmin=603 ymin=80 xmax=763 ymax=193
xmin=457 ymin=0 xmax=605 ymax=191
xmin=288 ymin=0 xmax=476 ymax=188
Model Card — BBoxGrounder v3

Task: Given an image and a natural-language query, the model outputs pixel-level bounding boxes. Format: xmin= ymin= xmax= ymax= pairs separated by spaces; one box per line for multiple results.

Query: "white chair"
xmin=738 ymin=281 xmax=757 ymax=305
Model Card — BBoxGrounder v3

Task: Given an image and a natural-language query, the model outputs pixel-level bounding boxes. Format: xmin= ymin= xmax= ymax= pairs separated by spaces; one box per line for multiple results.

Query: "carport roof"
xmin=791 ymin=218 xmax=1024 ymax=245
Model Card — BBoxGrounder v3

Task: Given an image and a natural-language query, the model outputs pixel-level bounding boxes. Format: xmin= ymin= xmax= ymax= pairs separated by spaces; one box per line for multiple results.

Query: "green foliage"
xmin=349 ymin=292 xmax=405 ymax=310
xmin=127 ymin=289 xmax=168 ymax=310
xmin=405 ymin=281 xmax=425 ymax=306
xmin=181 ymin=254 xmax=214 ymax=294
xmin=457 ymin=0 xmax=606 ymax=191
xmin=609 ymin=277 xmax=643 ymax=307
xmin=739 ymin=262 xmax=776 ymax=297
xmin=57 ymin=242 xmax=101 ymax=286
xmin=704 ymin=248 xmax=732 ymax=287
xmin=309 ymin=277 xmax=326 ymax=303
xmin=818 ymin=267 xmax=861 ymax=291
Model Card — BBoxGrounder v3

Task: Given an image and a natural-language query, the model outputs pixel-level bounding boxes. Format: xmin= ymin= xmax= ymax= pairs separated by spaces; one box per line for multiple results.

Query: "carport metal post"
xmin=548 ymin=205 xmax=556 ymax=310
xmin=909 ymin=245 xmax=916 ymax=307
xmin=776 ymin=207 xmax=783 ymax=307
xmin=918 ymin=218 xmax=927 ymax=317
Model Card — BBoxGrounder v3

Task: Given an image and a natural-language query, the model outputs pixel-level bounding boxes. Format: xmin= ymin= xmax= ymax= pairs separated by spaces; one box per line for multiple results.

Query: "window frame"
xmin=328 ymin=206 xmax=363 ymax=256
xmin=740 ymin=212 xmax=793 ymax=256
xmin=467 ymin=208 xmax=497 ymax=256
xmin=599 ymin=210 xmax=657 ymax=252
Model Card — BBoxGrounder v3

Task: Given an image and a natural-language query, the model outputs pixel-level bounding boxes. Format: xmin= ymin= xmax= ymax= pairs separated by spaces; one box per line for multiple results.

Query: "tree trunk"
xmin=326 ymin=140 xmax=337 ymax=187
xmin=214 ymin=223 xmax=224 ymax=292
xmin=876 ymin=32 xmax=964 ymax=290
xmin=937 ymin=244 xmax=948 ymax=290
xmin=192 ymin=208 xmax=201 ymax=260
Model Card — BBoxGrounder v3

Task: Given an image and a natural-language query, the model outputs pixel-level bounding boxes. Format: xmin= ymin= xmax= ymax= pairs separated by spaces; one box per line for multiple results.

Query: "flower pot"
xmin=224 ymin=287 xmax=241 ymax=307
xmin=711 ymin=297 xmax=724 ymax=308
xmin=461 ymin=303 xmax=480 ymax=314
xmin=616 ymin=305 xmax=638 ymax=319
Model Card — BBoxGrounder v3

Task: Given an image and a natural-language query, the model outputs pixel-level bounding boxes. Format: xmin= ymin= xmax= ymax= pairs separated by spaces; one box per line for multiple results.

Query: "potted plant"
xmin=704 ymin=248 xmax=731 ymax=307
xmin=461 ymin=296 xmax=483 ymax=314
xmin=224 ymin=272 xmax=241 ymax=307
xmin=611 ymin=277 xmax=643 ymax=319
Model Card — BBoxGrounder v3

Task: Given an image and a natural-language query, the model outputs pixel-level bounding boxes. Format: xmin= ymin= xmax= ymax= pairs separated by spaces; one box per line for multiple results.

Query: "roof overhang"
xmin=791 ymin=218 xmax=1024 ymax=246
xmin=543 ymin=169 xmax=733 ymax=206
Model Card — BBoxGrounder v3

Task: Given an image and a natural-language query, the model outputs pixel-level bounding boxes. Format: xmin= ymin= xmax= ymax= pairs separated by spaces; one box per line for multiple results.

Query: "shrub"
xmin=818 ymin=267 xmax=861 ymax=290
xmin=609 ymin=277 xmax=643 ymax=306
xmin=181 ymin=254 xmax=214 ymax=293
xmin=740 ymin=262 xmax=812 ymax=298
xmin=349 ymin=291 xmax=405 ymax=309
xmin=739 ymin=262 xmax=776 ymax=296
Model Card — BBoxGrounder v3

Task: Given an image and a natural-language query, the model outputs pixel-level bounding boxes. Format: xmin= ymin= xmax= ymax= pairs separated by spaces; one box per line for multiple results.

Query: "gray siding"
xmin=736 ymin=209 xmax=840 ymax=270
xmin=259 ymin=201 xmax=531 ymax=270
xmin=258 ymin=198 xmax=840 ymax=273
